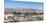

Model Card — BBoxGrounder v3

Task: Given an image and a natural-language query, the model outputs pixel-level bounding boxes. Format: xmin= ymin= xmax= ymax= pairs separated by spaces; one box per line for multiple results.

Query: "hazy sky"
xmin=4 ymin=0 xmax=43 ymax=10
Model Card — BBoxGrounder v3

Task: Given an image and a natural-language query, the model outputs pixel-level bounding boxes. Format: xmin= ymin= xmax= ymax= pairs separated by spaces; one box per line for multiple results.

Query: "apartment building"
xmin=15 ymin=8 xmax=43 ymax=14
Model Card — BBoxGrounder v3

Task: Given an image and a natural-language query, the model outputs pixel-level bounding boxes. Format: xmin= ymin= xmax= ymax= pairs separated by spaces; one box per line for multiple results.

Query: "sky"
xmin=4 ymin=0 xmax=44 ymax=10
xmin=12 ymin=0 xmax=44 ymax=2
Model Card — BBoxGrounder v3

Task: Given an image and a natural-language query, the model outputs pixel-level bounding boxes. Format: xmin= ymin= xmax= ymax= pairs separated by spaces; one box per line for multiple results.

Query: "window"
xmin=8 ymin=16 xmax=14 ymax=19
